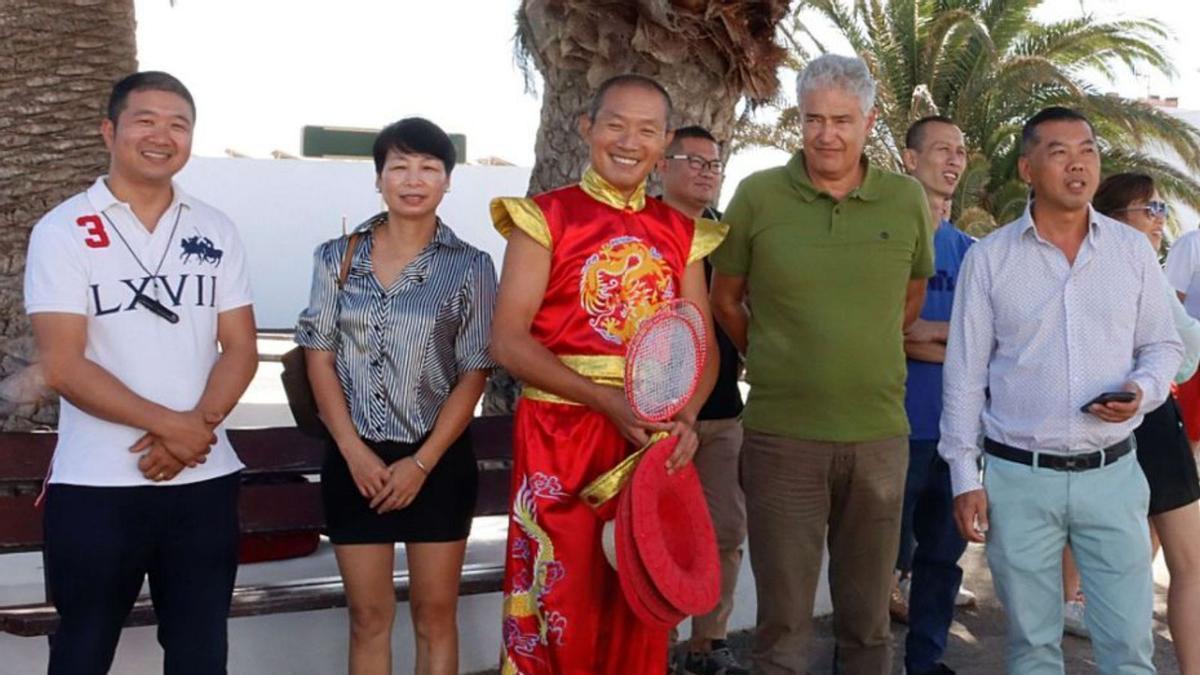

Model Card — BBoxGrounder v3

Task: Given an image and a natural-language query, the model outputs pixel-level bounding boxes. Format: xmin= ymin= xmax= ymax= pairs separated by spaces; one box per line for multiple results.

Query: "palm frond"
xmin=1101 ymin=147 xmax=1200 ymax=221
xmin=1081 ymin=93 xmax=1200 ymax=170
xmin=1012 ymin=18 xmax=1172 ymax=81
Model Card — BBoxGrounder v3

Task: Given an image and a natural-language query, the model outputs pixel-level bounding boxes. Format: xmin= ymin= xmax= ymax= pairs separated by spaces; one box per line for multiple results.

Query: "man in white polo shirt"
xmin=23 ymin=71 xmax=257 ymax=675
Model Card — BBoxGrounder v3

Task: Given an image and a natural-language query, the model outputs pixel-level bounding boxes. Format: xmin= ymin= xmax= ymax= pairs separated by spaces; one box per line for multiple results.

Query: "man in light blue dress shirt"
xmin=939 ymin=107 xmax=1183 ymax=674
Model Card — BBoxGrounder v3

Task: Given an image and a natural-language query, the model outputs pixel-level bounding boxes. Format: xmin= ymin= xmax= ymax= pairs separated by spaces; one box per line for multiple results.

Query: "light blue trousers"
xmin=984 ymin=451 xmax=1155 ymax=675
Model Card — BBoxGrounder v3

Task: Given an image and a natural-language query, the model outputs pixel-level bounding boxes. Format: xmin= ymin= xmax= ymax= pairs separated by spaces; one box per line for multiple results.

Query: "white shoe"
xmin=1063 ymin=600 xmax=1090 ymax=638
xmin=955 ymin=586 xmax=976 ymax=607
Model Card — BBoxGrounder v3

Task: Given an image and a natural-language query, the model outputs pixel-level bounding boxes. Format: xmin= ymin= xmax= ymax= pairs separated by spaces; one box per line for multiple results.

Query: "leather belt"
xmin=983 ymin=437 xmax=1133 ymax=472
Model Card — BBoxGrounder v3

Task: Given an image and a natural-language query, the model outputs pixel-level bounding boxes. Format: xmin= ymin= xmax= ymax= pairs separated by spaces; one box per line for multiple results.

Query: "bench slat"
xmin=0 ymin=482 xmax=326 ymax=553
xmin=0 ymin=472 xmax=509 ymax=552
xmin=0 ymin=562 xmax=506 ymax=637
xmin=239 ymin=482 xmax=325 ymax=535
xmin=0 ymin=494 xmax=40 ymax=553
xmin=0 ymin=433 xmax=54 ymax=485
xmin=0 ymin=416 xmax=513 ymax=488
xmin=0 ymin=415 xmax=517 ymax=636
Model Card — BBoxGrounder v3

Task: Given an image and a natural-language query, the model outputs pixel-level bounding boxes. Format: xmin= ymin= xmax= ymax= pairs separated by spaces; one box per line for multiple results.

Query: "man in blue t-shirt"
xmin=893 ymin=116 xmax=976 ymax=675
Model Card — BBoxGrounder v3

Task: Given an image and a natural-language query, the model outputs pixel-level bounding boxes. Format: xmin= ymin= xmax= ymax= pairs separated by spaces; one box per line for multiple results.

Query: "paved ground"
xmin=714 ymin=543 xmax=1179 ymax=674
xmin=474 ymin=543 xmax=1181 ymax=674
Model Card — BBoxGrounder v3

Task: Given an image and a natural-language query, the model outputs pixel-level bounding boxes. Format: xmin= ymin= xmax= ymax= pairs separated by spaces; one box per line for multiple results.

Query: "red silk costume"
xmin=491 ymin=169 xmax=725 ymax=675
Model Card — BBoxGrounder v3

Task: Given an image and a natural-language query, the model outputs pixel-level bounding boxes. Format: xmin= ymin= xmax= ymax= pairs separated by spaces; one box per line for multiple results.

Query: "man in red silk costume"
xmin=490 ymin=75 xmax=726 ymax=674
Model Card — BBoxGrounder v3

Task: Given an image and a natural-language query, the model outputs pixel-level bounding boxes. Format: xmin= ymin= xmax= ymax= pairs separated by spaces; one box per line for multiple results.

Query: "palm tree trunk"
xmin=527 ymin=71 xmax=593 ymax=195
xmin=0 ymin=0 xmax=137 ymax=429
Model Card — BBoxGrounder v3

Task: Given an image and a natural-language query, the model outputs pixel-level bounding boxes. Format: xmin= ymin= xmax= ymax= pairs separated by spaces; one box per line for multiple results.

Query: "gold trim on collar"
xmin=490 ymin=197 xmax=551 ymax=249
xmin=581 ymin=167 xmax=646 ymax=212
xmin=688 ymin=217 xmax=730 ymax=264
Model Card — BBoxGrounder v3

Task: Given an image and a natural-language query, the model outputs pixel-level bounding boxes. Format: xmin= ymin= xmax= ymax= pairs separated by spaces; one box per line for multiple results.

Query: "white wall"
xmin=175 ymin=157 xmax=531 ymax=329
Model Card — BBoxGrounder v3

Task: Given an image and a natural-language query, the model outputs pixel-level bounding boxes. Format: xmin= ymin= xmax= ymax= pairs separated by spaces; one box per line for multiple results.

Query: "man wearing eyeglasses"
xmin=657 ymin=126 xmax=749 ymax=675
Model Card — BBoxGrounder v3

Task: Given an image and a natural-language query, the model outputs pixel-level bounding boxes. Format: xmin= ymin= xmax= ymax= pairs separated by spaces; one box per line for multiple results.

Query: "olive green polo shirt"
xmin=712 ymin=153 xmax=934 ymax=442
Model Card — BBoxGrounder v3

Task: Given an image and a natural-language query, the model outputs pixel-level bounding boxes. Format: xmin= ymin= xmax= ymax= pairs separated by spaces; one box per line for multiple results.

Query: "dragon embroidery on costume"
xmin=501 ymin=472 xmax=569 ymax=674
xmin=579 ymin=236 xmax=676 ymax=345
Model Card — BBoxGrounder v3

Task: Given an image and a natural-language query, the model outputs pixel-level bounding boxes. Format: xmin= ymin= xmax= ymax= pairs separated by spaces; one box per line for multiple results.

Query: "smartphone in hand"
xmin=1080 ymin=391 xmax=1136 ymax=414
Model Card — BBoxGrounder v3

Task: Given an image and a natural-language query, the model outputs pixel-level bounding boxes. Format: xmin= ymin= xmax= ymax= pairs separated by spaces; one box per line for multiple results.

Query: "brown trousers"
xmin=690 ymin=417 xmax=748 ymax=642
xmin=741 ymin=430 xmax=908 ymax=675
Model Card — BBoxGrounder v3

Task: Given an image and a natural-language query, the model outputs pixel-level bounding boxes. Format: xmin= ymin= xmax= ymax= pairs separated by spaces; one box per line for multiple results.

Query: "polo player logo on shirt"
xmin=180 ymin=235 xmax=223 ymax=267
xmin=579 ymin=235 xmax=676 ymax=345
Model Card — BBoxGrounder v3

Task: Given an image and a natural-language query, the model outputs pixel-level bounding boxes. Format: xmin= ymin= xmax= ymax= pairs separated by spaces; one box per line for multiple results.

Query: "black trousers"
xmin=43 ymin=472 xmax=240 ymax=675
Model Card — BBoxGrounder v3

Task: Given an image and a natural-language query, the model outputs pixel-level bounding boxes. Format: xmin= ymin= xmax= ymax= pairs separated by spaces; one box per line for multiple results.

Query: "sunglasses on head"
xmin=1115 ymin=200 xmax=1168 ymax=219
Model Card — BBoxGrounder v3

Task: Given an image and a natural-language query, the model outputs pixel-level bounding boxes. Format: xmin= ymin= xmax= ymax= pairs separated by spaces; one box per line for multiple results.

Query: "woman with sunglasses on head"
xmin=295 ymin=117 xmax=498 ymax=675
xmin=1058 ymin=172 xmax=1200 ymax=672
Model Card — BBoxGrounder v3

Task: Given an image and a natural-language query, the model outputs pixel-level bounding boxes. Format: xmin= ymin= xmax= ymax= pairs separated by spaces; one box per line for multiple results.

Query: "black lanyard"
xmin=101 ymin=206 xmax=184 ymax=323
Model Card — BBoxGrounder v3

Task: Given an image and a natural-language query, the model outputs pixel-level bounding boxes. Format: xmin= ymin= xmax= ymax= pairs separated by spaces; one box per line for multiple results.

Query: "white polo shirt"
xmin=24 ymin=177 xmax=253 ymax=487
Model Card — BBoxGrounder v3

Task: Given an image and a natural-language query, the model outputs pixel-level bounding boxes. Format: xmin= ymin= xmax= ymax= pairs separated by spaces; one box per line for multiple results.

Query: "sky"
xmin=134 ymin=0 xmax=1200 ymax=198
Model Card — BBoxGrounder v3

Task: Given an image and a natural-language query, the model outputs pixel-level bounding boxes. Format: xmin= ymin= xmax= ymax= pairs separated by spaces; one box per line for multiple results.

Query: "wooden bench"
xmin=0 ymin=416 xmax=514 ymax=637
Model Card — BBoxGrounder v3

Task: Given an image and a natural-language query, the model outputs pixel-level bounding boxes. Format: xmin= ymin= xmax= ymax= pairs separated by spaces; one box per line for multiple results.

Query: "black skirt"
xmin=321 ymin=431 xmax=478 ymax=544
xmin=1134 ymin=396 xmax=1200 ymax=516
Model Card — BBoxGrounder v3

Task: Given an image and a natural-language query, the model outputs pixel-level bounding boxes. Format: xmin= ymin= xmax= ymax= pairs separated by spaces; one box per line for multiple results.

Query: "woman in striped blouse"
xmin=296 ymin=117 xmax=498 ymax=675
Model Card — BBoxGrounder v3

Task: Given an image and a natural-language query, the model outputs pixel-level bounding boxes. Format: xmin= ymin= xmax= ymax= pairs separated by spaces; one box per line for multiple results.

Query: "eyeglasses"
xmin=1115 ymin=200 xmax=1168 ymax=219
xmin=665 ymin=154 xmax=723 ymax=174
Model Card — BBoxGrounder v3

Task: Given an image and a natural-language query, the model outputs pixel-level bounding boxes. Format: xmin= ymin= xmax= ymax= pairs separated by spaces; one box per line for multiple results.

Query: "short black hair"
xmin=372 ymin=117 xmax=456 ymax=176
xmin=667 ymin=125 xmax=718 ymax=154
xmin=107 ymin=71 xmax=196 ymax=124
xmin=588 ymin=74 xmax=673 ymax=125
xmin=1021 ymin=106 xmax=1094 ymax=156
xmin=905 ymin=115 xmax=957 ymax=150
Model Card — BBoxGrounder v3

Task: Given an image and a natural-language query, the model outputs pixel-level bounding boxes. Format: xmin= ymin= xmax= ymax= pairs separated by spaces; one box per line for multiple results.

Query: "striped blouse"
xmin=295 ymin=214 xmax=498 ymax=443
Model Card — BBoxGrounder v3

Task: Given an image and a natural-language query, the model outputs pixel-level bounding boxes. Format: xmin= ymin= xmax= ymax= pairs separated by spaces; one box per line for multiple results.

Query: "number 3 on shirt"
xmin=76 ymin=215 xmax=110 ymax=248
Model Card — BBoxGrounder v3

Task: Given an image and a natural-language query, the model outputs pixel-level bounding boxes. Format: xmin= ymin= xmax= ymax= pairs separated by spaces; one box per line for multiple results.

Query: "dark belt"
xmin=983 ymin=437 xmax=1133 ymax=472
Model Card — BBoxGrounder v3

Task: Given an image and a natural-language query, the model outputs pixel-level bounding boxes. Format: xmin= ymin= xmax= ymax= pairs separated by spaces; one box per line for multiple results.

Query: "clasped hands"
xmin=129 ymin=409 xmax=224 ymax=482
xmin=592 ymin=386 xmax=698 ymax=475
xmin=342 ymin=443 xmax=430 ymax=514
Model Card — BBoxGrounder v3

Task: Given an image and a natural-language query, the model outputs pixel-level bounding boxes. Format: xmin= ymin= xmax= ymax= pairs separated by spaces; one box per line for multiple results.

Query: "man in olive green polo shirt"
xmin=711 ymin=54 xmax=933 ymax=675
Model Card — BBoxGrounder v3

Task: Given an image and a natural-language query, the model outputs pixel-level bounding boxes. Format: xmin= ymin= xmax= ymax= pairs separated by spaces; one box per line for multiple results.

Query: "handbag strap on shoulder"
xmin=337 ymin=232 xmax=362 ymax=288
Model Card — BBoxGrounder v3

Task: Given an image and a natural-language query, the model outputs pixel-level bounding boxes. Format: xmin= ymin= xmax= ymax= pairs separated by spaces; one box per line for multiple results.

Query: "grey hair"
xmin=796 ymin=54 xmax=876 ymax=115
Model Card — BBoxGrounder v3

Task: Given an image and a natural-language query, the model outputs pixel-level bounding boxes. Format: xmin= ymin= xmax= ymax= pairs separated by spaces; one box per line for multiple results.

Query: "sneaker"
xmin=890 ymin=577 xmax=910 ymax=623
xmin=955 ymin=586 xmax=977 ymax=607
xmin=682 ymin=646 xmax=750 ymax=675
xmin=1063 ymin=599 xmax=1090 ymax=639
